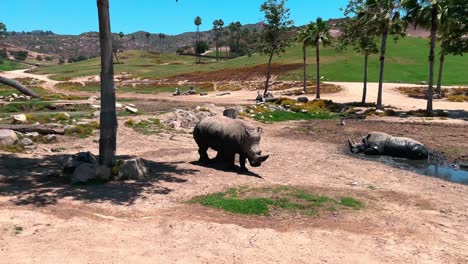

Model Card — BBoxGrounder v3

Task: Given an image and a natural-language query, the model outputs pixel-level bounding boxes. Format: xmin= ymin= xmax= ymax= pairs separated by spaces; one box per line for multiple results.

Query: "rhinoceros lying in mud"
xmin=193 ymin=116 xmax=269 ymax=171
xmin=348 ymin=132 xmax=429 ymax=160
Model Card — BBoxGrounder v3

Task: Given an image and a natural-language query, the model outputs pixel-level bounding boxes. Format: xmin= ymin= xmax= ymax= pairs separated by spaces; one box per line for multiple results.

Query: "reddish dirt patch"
xmin=165 ymin=63 xmax=303 ymax=82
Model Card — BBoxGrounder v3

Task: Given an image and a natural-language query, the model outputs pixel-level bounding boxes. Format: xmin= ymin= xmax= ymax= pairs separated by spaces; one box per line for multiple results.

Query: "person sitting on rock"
xmin=173 ymin=87 xmax=181 ymax=96
xmin=255 ymin=91 xmax=263 ymax=103
xmin=187 ymin=86 xmax=196 ymax=95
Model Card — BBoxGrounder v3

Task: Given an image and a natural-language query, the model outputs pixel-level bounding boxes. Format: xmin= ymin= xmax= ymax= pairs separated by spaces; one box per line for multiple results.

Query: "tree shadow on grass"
xmin=0 ymin=154 xmax=198 ymax=207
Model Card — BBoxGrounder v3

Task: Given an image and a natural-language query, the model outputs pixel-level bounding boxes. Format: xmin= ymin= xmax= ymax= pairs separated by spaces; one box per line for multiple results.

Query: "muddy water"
xmin=352 ymin=153 xmax=468 ymax=185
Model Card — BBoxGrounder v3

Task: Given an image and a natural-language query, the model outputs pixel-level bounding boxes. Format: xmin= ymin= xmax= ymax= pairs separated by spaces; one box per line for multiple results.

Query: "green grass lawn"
xmin=0 ymin=60 xmax=27 ymax=71
xmin=34 ymin=37 xmax=468 ymax=85
xmin=191 ymin=186 xmax=364 ymax=216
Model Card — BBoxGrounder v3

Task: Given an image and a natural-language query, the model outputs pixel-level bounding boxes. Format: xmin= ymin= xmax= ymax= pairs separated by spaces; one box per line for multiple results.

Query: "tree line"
xmin=257 ymin=0 xmax=467 ymax=115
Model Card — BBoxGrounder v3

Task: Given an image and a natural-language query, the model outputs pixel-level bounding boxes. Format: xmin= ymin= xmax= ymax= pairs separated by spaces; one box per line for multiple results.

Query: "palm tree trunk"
xmin=362 ymin=52 xmax=369 ymax=103
xmin=303 ymin=44 xmax=307 ymax=93
xmin=436 ymin=49 xmax=445 ymax=95
xmin=113 ymin=52 xmax=120 ymax=64
xmin=216 ymin=33 xmax=219 ymax=62
xmin=196 ymin=26 xmax=199 ymax=64
xmin=97 ymin=0 xmax=117 ymax=169
xmin=427 ymin=7 xmax=438 ymax=115
xmin=377 ymin=27 xmax=388 ymax=109
xmin=263 ymin=53 xmax=274 ymax=96
xmin=316 ymin=42 xmax=320 ymax=99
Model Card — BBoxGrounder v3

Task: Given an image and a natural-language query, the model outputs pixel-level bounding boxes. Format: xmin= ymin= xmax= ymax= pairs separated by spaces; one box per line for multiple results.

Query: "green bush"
xmin=12 ymin=50 xmax=28 ymax=61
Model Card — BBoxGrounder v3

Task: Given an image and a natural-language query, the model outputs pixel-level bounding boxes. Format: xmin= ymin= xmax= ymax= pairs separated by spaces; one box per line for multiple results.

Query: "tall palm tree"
xmin=213 ymin=19 xmax=224 ymax=61
xmin=338 ymin=12 xmax=379 ymax=103
xmin=361 ymin=0 xmax=406 ymax=109
xmin=234 ymin=22 xmax=242 ymax=57
xmin=435 ymin=0 xmax=467 ymax=95
xmin=309 ymin=17 xmax=331 ymax=99
xmin=145 ymin=32 xmax=151 ymax=50
xmin=158 ymin=33 xmax=166 ymax=54
xmin=295 ymin=24 xmax=314 ymax=93
xmin=194 ymin=16 xmax=202 ymax=64
xmin=404 ymin=0 xmax=448 ymax=114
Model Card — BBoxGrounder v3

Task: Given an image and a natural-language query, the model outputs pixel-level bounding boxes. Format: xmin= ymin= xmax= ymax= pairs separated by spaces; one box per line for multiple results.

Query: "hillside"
xmin=3 ymin=23 xmax=265 ymax=59
xmin=3 ymin=20 xmax=430 ymax=61
xmin=33 ymin=37 xmax=467 ymax=85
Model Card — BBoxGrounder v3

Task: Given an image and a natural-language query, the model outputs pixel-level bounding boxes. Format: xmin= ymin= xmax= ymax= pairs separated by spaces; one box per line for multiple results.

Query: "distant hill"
xmin=2 ymin=20 xmax=429 ymax=60
xmin=2 ymin=23 xmax=265 ymax=60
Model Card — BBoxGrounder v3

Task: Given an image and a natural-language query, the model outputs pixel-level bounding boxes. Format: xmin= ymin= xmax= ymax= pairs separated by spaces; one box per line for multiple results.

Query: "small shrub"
xmin=406 ymin=109 xmax=448 ymax=117
xmin=125 ymin=118 xmax=166 ymax=134
xmin=447 ymin=95 xmax=467 ymax=102
xmin=339 ymin=197 xmax=364 ymax=209
xmin=0 ymin=101 xmax=53 ymax=113
xmin=14 ymin=226 xmax=23 ymax=235
xmin=65 ymin=121 xmax=99 ymax=138
xmin=12 ymin=50 xmax=28 ymax=61
xmin=0 ymin=143 xmax=26 ymax=153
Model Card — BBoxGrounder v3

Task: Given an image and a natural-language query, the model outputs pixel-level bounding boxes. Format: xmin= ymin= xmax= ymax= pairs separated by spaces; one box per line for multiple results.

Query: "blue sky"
xmin=3 ymin=0 xmax=348 ymax=35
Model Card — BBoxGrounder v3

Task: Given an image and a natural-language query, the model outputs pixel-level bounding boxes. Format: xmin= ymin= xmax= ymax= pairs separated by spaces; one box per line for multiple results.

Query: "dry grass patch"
xmin=397 ymin=86 xmax=468 ymax=102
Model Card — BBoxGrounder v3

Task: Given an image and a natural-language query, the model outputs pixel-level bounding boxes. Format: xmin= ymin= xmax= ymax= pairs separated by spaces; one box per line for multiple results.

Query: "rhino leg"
xmin=198 ymin=145 xmax=209 ymax=163
xmin=239 ymin=154 xmax=248 ymax=172
xmin=213 ymin=149 xmax=236 ymax=169
xmin=363 ymin=147 xmax=380 ymax=155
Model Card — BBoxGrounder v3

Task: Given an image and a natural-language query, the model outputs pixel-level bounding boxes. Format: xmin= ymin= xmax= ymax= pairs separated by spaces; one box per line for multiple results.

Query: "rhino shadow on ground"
xmin=189 ymin=160 xmax=263 ymax=179
xmin=0 ymin=154 xmax=197 ymax=207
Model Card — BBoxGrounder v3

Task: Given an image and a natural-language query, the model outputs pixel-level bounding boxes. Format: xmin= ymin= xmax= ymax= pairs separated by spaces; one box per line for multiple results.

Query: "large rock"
xmin=63 ymin=151 xmax=98 ymax=175
xmin=71 ymin=163 xmax=97 ymax=184
xmin=116 ymin=158 xmax=148 ymax=180
xmin=20 ymin=138 xmax=34 ymax=146
xmin=0 ymin=129 xmax=18 ymax=146
xmin=44 ymin=134 xmax=58 ymax=143
xmin=125 ymin=106 xmax=139 ymax=114
xmin=297 ymin=97 xmax=309 ymax=103
xmin=223 ymin=109 xmax=239 ymax=119
xmin=25 ymin=132 xmax=40 ymax=138
xmin=11 ymin=114 xmax=27 ymax=124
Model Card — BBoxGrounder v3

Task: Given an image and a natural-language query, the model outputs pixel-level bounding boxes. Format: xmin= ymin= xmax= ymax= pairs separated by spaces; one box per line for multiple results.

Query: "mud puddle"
xmin=352 ymin=153 xmax=468 ymax=184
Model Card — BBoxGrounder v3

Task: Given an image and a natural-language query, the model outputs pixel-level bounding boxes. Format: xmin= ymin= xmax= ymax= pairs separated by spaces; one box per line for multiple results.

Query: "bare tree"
xmin=97 ymin=0 xmax=117 ymax=171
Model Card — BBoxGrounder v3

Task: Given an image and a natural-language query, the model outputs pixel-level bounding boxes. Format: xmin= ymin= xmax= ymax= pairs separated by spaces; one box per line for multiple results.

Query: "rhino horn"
xmin=257 ymin=154 xmax=269 ymax=162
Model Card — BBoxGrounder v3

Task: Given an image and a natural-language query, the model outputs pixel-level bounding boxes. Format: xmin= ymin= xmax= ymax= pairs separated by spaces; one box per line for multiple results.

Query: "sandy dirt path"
xmin=326 ymin=82 xmax=468 ymax=111
xmin=3 ymin=70 xmax=467 ymax=112
xmin=0 ymin=69 xmax=63 ymax=94
xmin=1 ymin=118 xmax=467 ymax=263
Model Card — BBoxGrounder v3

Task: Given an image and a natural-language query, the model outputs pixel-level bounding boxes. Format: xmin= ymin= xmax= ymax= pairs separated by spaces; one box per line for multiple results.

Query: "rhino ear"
xmin=257 ymin=127 xmax=263 ymax=134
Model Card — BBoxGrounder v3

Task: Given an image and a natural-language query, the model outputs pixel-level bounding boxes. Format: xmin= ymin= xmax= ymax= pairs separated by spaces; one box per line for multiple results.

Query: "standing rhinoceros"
xmin=193 ymin=116 xmax=269 ymax=171
xmin=348 ymin=132 xmax=429 ymax=160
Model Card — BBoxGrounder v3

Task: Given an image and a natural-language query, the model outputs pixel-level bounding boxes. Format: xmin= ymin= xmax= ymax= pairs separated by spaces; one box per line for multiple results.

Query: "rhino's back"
xmin=384 ymin=136 xmax=425 ymax=158
xmin=194 ymin=116 xmax=250 ymax=144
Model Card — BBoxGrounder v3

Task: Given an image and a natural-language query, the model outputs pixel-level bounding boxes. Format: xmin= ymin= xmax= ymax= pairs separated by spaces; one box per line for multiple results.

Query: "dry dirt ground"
xmin=1 ymin=70 xmax=467 ymax=263
xmin=1 ymin=109 xmax=468 ymax=263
